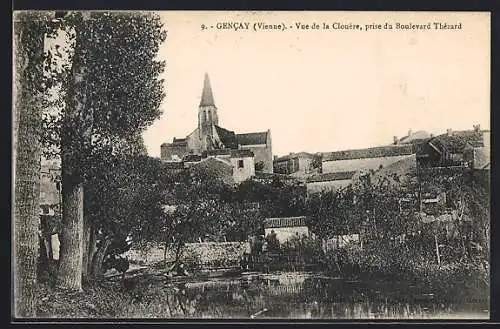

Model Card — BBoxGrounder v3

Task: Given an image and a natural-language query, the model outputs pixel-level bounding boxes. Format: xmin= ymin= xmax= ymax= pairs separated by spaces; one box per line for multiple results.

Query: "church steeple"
xmin=200 ymin=73 xmax=215 ymax=107
xmin=198 ymin=73 xmax=219 ymax=146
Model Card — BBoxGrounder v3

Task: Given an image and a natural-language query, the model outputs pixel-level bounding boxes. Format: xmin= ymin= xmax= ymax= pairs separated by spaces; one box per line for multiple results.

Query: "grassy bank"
xmin=323 ymin=243 xmax=489 ymax=306
xmin=36 ymin=279 xmax=193 ymax=318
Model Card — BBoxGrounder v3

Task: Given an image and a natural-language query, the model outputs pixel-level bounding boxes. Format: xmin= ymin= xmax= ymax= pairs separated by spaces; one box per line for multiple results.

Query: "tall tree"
xmin=13 ymin=11 xmax=52 ymax=317
xmin=48 ymin=12 xmax=166 ymax=289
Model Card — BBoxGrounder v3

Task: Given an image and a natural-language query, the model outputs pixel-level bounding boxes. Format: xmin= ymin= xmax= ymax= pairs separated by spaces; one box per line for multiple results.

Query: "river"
xmin=143 ymin=271 xmax=489 ymax=319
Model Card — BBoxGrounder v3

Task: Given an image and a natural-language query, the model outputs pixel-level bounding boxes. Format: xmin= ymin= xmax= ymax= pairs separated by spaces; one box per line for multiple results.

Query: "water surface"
xmin=141 ymin=271 xmax=489 ymax=319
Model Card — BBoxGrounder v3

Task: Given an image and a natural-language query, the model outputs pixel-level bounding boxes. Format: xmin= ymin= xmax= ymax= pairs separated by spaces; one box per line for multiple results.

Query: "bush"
xmin=280 ymin=236 xmax=325 ymax=267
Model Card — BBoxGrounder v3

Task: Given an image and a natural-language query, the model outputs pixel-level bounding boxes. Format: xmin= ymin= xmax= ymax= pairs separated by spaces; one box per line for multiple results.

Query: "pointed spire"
xmin=200 ymin=73 xmax=215 ymax=107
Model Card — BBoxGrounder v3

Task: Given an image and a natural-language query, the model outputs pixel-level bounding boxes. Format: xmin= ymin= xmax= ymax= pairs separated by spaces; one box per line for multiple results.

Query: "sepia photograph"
xmin=12 ymin=10 xmax=490 ymax=320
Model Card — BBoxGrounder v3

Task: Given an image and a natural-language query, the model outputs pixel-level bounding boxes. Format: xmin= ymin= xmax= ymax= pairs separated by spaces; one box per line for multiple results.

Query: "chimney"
xmin=273 ymin=155 xmax=278 ymax=161
xmin=473 ymin=124 xmax=481 ymax=132
xmin=393 ymin=136 xmax=399 ymax=145
xmin=408 ymin=129 xmax=413 ymax=137
xmin=446 ymin=128 xmax=453 ymax=136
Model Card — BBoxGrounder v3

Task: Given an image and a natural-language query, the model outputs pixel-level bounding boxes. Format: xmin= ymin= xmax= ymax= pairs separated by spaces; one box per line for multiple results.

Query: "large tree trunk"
xmin=56 ymin=182 xmax=84 ymax=291
xmin=13 ymin=13 xmax=46 ymax=318
xmin=56 ymin=13 xmax=90 ymax=291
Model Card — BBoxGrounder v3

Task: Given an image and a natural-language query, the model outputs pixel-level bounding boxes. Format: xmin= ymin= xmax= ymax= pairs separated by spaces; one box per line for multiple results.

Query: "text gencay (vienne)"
xmin=215 ymin=22 xmax=289 ymax=31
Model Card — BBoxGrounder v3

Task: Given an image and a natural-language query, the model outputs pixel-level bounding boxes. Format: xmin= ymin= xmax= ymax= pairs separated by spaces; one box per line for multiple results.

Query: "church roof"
xmin=237 ymin=131 xmax=269 ymax=146
xmin=200 ymin=73 xmax=216 ymax=107
xmin=214 ymin=125 xmax=238 ymax=149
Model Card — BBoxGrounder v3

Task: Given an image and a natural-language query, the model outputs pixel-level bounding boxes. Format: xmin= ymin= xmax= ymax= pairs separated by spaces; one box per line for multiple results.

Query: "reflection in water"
xmin=129 ymin=272 xmax=488 ymax=319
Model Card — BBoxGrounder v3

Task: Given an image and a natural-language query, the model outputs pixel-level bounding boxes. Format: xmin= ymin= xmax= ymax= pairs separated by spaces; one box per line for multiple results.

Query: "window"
xmin=238 ymin=160 xmax=244 ymax=168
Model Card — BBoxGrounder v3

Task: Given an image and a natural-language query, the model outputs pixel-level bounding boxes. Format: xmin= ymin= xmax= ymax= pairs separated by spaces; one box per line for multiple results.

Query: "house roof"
xmin=196 ymin=156 xmax=232 ymax=167
xmin=161 ymin=137 xmax=187 ymax=148
xmin=204 ymin=149 xmax=254 ymax=158
xmin=264 ymin=216 xmax=308 ymax=229
xmin=306 ymin=171 xmax=357 ymax=183
xmin=230 ymin=149 xmax=254 ymax=157
xmin=323 ymin=144 xmax=415 ymax=162
xmin=450 ymin=130 xmax=485 ymax=148
xmin=214 ymin=125 xmax=238 ymax=149
xmin=430 ymin=134 xmax=476 ymax=154
xmin=370 ymin=155 xmax=417 ymax=186
xmin=173 ymin=137 xmax=187 ymax=143
xmin=275 ymin=152 xmax=314 ymax=162
xmin=236 ymin=131 xmax=268 ymax=146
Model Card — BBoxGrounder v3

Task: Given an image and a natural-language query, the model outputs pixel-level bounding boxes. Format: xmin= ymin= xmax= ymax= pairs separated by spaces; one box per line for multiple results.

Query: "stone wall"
xmin=125 ymin=242 xmax=249 ymax=269
xmin=264 ymin=226 xmax=309 ymax=244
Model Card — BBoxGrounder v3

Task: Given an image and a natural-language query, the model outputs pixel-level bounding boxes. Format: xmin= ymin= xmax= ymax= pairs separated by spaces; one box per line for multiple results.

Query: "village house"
xmin=415 ymin=125 xmax=489 ymax=169
xmin=161 ymin=73 xmax=273 ymax=179
xmin=273 ymin=152 xmax=316 ymax=179
xmin=164 ymin=149 xmax=256 ymax=185
xmin=321 ymin=144 xmax=416 ymax=176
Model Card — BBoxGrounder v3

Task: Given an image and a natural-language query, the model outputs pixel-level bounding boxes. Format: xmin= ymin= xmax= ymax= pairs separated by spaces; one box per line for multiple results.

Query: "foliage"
xmin=235 ymin=177 xmax=307 ymax=218
xmin=84 ymin=153 xmax=169 ymax=243
xmin=311 ymin=153 xmax=323 ymax=172
xmin=281 ymin=235 xmax=325 ymax=266
xmin=41 ymin=11 xmax=166 ymax=176
xmin=306 ymin=188 xmax=359 ymax=240
xmin=37 ymin=12 xmax=167 ymax=285
xmin=254 ymin=161 xmax=265 ymax=172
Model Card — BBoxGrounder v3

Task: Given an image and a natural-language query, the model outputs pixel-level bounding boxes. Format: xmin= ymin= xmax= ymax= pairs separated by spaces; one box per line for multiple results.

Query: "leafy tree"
xmin=235 ymin=177 xmax=307 ymax=218
xmin=83 ymin=152 xmax=169 ymax=278
xmin=40 ymin=11 xmax=166 ymax=289
xmin=311 ymin=153 xmax=323 ymax=173
xmin=156 ymin=168 xmax=234 ymax=268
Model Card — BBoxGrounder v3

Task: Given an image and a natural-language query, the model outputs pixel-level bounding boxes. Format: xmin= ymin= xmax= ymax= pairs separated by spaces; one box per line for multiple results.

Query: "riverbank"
xmin=35 ymin=263 xmax=489 ymax=318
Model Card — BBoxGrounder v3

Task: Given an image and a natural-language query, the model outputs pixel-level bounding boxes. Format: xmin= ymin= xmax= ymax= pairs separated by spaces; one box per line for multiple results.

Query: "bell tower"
xmin=198 ymin=73 xmax=219 ymax=146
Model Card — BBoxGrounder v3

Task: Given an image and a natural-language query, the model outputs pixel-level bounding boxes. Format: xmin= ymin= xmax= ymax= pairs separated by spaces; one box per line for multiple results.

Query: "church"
xmin=160 ymin=73 xmax=273 ymax=182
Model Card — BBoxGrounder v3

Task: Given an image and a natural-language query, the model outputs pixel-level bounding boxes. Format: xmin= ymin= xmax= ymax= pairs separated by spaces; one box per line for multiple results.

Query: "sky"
xmin=143 ymin=11 xmax=490 ymax=158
